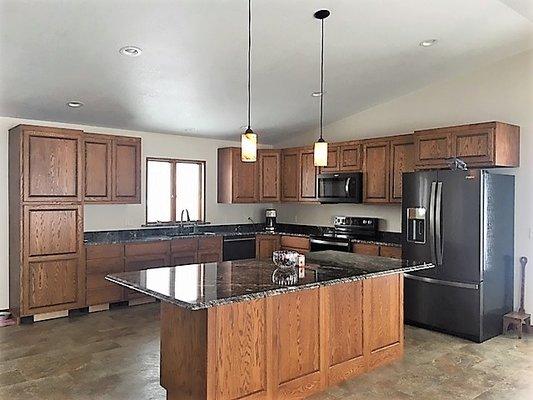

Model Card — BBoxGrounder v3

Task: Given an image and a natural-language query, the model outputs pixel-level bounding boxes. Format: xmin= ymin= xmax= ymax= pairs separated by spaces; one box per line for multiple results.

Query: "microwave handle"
xmin=345 ymin=177 xmax=351 ymax=195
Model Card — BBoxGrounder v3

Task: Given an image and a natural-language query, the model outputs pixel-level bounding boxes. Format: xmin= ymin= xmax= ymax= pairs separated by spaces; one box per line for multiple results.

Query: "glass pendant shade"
xmin=314 ymin=138 xmax=328 ymax=167
xmin=241 ymin=129 xmax=257 ymax=162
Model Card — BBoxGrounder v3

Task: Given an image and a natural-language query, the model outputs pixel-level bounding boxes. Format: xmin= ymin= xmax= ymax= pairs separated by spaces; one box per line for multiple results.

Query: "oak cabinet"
xmin=390 ymin=136 xmax=415 ymax=203
xmin=352 ymin=243 xmax=402 ymax=259
xmin=197 ymin=236 xmax=223 ymax=263
xmin=217 ymin=147 xmax=258 ymax=203
xmin=299 ymin=147 xmax=318 ymax=202
xmin=258 ymin=149 xmax=281 ymax=202
xmin=379 ymin=246 xmax=402 ymax=259
xmin=281 ymin=148 xmax=300 ymax=202
xmin=16 ymin=125 xmax=84 ymax=203
xmin=340 ymin=142 xmax=362 ymax=171
xmin=113 ymin=136 xmax=141 ymax=203
xmin=280 ymin=235 xmax=310 ymax=253
xmin=320 ymin=145 xmax=340 ymax=173
xmin=363 ymin=139 xmax=390 ymax=203
xmin=86 ymin=244 xmax=125 ymax=306
xmin=256 ymin=235 xmax=280 ymax=260
xmin=414 ymin=122 xmax=519 ymax=169
xmin=84 ymin=134 xmax=113 ymax=202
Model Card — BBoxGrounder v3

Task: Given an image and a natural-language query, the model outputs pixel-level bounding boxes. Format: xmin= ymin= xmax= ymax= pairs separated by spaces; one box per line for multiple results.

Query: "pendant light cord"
xmin=247 ymin=0 xmax=252 ymax=131
xmin=319 ymin=18 xmax=325 ymax=140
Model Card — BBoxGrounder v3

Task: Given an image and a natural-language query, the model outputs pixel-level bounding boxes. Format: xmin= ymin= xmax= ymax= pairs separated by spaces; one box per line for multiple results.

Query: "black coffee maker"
xmin=265 ymin=209 xmax=277 ymax=231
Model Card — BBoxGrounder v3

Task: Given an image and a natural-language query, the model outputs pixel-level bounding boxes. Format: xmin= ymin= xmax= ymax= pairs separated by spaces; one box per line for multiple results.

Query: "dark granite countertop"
xmin=106 ymin=250 xmax=432 ymax=310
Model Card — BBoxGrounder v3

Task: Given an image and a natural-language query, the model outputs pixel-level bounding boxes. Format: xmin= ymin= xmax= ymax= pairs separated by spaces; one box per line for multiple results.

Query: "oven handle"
xmin=310 ymin=239 xmax=350 ymax=247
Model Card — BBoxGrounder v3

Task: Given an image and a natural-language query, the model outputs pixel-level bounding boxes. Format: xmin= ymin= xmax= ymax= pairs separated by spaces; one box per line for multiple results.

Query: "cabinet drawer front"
xmin=28 ymin=258 xmax=80 ymax=309
xmin=171 ymin=238 xmax=198 ymax=253
xmin=124 ymin=241 xmax=170 ymax=257
xmin=26 ymin=206 xmax=81 ymax=257
xmin=340 ymin=143 xmax=362 ymax=171
xmin=86 ymin=244 xmax=124 ymax=260
xmin=86 ymin=256 xmax=124 ymax=275
xmin=453 ymin=128 xmax=494 ymax=163
xmin=280 ymin=236 xmax=310 ymax=251
xmin=198 ymin=236 xmax=222 ymax=251
xmin=125 ymin=254 xmax=171 ymax=271
xmin=352 ymin=243 xmax=380 ymax=256
xmin=379 ymin=246 xmax=402 ymax=259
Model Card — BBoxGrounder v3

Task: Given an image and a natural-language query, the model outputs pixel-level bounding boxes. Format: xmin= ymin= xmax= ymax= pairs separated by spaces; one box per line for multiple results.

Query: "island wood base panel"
xmin=160 ymin=273 xmax=404 ymax=400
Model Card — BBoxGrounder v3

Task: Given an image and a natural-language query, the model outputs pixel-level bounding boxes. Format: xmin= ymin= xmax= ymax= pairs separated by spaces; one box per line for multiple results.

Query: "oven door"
xmin=317 ymin=172 xmax=363 ymax=203
xmin=310 ymin=237 xmax=351 ymax=252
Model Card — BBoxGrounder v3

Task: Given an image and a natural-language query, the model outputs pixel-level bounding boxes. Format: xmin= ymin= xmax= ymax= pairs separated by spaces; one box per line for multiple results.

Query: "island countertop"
xmin=106 ymin=250 xmax=433 ymax=310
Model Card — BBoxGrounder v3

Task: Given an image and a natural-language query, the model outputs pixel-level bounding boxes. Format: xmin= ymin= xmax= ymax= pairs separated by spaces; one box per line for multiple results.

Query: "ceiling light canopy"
xmin=313 ymin=9 xmax=330 ymax=167
xmin=67 ymin=101 xmax=84 ymax=108
xmin=419 ymin=39 xmax=438 ymax=47
xmin=119 ymin=45 xmax=143 ymax=57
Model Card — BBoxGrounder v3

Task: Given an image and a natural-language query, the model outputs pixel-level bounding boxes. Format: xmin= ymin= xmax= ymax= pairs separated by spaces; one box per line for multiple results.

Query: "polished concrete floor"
xmin=0 ymin=303 xmax=531 ymax=400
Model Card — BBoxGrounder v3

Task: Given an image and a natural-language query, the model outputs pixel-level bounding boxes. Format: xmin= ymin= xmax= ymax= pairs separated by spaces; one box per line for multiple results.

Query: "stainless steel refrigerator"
xmin=402 ymin=169 xmax=514 ymax=342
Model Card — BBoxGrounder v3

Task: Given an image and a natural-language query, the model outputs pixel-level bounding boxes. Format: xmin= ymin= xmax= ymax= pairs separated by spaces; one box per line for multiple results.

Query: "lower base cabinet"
xmin=86 ymin=244 xmax=125 ymax=306
xmin=256 ymin=235 xmax=281 ymax=260
xmin=160 ymin=274 xmax=403 ymax=400
xmin=352 ymin=243 xmax=402 ymax=259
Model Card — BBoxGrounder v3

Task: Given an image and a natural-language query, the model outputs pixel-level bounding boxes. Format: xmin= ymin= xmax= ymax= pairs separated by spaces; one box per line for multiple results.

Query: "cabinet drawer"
xmin=171 ymin=238 xmax=198 ymax=253
xmin=198 ymin=236 xmax=222 ymax=251
xmin=352 ymin=243 xmax=380 ymax=256
xmin=124 ymin=241 xmax=170 ymax=257
xmin=125 ymin=254 xmax=171 ymax=271
xmin=86 ymin=256 xmax=124 ymax=275
xmin=280 ymin=236 xmax=310 ymax=251
xmin=379 ymin=246 xmax=402 ymax=259
xmin=86 ymin=244 xmax=124 ymax=260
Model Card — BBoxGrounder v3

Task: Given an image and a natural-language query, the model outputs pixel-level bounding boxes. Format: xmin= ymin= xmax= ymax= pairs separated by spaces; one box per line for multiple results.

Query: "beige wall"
xmin=277 ymin=49 xmax=533 ymax=312
xmin=0 ymin=117 xmax=270 ymax=309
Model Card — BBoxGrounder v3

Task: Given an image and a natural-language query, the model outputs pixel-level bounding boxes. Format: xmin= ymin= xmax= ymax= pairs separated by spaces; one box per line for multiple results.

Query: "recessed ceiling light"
xmin=311 ymin=91 xmax=323 ymax=97
xmin=419 ymin=39 xmax=438 ymax=47
xmin=119 ymin=46 xmax=142 ymax=57
xmin=67 ymin=101 xmax=84 ymax=108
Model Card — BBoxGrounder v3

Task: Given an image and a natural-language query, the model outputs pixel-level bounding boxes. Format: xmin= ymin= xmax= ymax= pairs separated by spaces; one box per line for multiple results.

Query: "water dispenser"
xmin=406 ymin=207 xmax=426 ymax=244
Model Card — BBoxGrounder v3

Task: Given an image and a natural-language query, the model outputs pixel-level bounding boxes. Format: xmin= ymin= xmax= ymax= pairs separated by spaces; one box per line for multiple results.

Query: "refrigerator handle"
xmin=435 ymin=181 xmax=443 ymax=266
xmin=429 ymin=181 xmax=437 ymax=265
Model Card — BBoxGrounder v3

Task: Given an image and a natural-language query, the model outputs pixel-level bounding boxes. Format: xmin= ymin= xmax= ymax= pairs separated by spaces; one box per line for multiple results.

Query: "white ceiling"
xmin=1 ymin=0 xmax=532 ymax=143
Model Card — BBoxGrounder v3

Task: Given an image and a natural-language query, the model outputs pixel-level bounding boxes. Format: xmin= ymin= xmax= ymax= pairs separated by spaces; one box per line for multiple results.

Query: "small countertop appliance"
xmin=265 ymin=209 xmax=277 ymax=231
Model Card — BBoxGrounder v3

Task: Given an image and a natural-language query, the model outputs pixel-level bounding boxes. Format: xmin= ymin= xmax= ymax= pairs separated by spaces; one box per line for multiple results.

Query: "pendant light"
xmin=313 ymin=9 xmax=330 ymax=167
xmin=241 ymin=0 xmax=257 ymax=162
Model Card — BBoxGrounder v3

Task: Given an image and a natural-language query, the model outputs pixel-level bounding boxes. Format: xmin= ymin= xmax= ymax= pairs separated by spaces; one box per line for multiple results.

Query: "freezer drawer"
xmin=404 ymin=274 xmax=484 ymax=342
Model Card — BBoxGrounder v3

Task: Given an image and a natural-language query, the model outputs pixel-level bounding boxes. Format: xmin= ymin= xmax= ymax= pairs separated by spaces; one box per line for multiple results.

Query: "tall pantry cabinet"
xmin=9 ymin=125 xmax=86 ymax=319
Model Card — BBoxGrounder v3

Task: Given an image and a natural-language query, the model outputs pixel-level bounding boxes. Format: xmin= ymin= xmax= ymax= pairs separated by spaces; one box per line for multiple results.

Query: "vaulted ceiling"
xmin=1 ymin=0 xmax=532 ymax=143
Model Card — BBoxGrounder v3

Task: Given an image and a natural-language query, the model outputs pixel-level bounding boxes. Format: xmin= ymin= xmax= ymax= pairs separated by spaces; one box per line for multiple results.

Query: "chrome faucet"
xmin=180 ymin=209 xmax=190 ymax=224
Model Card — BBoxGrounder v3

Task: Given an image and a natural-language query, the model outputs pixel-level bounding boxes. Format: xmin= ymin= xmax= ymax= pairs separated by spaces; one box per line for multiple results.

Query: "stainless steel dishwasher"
xmin=222 ymin=235 xmax=256 ymax=261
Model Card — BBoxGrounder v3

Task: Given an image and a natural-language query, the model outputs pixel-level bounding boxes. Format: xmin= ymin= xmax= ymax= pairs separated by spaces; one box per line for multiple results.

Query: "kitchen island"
xmin=107 ymin=250 xmax=433 ymax=400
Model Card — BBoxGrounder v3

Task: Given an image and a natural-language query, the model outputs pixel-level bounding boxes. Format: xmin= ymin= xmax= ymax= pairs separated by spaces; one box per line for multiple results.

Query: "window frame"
xmin=145 ymin=157 xmax=206 ymax=225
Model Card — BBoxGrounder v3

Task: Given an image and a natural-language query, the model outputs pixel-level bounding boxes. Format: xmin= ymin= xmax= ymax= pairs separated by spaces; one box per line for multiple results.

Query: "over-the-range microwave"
xmin=316 ymin=172 xmax=363 ymax=204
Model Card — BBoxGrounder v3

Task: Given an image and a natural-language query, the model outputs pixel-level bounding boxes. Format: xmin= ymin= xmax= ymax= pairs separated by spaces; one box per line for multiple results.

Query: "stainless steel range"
xmin=310 ymin=216 xmax=379 ymax=252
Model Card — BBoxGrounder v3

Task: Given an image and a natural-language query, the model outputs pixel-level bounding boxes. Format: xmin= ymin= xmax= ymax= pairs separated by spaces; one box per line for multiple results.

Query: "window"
xmin=146 ymin=158 xmax=205 ymax=224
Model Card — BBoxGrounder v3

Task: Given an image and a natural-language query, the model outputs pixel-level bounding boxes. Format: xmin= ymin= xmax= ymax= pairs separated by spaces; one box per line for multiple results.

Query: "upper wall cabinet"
xmin=320 ymin=142 xmax=362 ymax=173
xmin=83 ymin=134 xmax=141 ymax=204
xmin=390 ymin=136 xmax=415 ymax=203
xmin=414 ymin=121 xmax=520 ymax=169
xmin=281 ymin=148 xmax=300 ymax=202
xmin=218 ymin=147 xmax=258 ymax=203
xmin=363 ymin=139 xmax=391 ymax=203
xmin=299 ymin=147 xmax=318 ymax=202
xmin=11 ymin=125 xmax=84 ymax=203
xmin=258 ymin=149 xmax=281 ymax=202
xmin=113 ymin=136 xmax=142 ymax=203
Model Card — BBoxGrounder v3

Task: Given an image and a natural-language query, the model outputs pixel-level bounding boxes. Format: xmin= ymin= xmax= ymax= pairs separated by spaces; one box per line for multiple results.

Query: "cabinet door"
xmin=414 ymin=130 xmax=451 ymax=169
xmin=84 ymin=134 xmax=113 ymax=202
xmin=258 ymin=150 xmax=281 ymax=202
xmin=280 ymin=236 xmax=310 ymax=253
xmin=299 ymin=148 xmax=317 ymax=202
xmin=197 ymin=250 xmax=221 ymax=263
xmin=340 ymin=143 xmax=362 ymax=171
xmin=320 ymin=145 xmax=340 ymax=173
xmin=451 ymin=127 xmax=494 ymax=165
xmin=23 ymin=204 xmax=84 ymax=314
xmin=113 ymin=136 xmax=141 ymax=203
xmin=390 ymin=136 xmax=415 ymax=203
xmin=232 ymin=148 xmax=258 ymax=203
xmin=363 ymin=140 xmax=390 ymax=203
xmin=171 ymin=252 xmax=197 ymax=266
xmin=198 ymin=236 xmax=222 ymax=262
xmin=256 ymin=236 xmax=280 ymax=260
xmin=23 ymin=127 xmax=83 ymax=202
xmin=281 ymin=149 xmax=300 ymax=202
xmin=352 ymin=243 xmax=380 ymax=256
